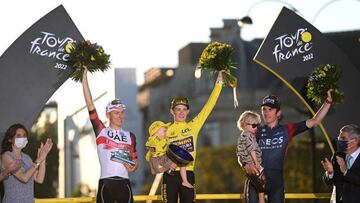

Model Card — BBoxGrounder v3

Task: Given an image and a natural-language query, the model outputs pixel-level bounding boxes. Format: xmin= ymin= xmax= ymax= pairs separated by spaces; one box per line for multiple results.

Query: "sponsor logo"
xmin=171 ymin=136 xmax=194 ymax=152
xmin=272 ymin=28 xmax=314 ymax=63
xmin=259 ymin=136 xmax=284 ymax=150
xmin=29 ymin=31 xmax=75 ymax=70
xmin=107 ymin=130 xmax=129 ymax=143
xmin=182 ymin=128 xmax=191 ymax=133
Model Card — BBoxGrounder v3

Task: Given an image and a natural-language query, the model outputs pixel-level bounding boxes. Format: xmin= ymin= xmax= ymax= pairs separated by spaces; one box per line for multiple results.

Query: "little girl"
xmin=145 ymin=121 xmax=193 ymax=188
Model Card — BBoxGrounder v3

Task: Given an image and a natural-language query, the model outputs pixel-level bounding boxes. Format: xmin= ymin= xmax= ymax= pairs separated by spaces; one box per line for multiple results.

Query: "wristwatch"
xmin=33 ymin=161 xmax=40 ymax=169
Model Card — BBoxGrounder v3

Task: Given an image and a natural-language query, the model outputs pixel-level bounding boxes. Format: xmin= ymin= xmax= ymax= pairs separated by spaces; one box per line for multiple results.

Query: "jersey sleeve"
xmin=191 ymin=83 xmax=222 ymax=134
xmin=287 ymin=121 xmax=309 ymax=142
xmin=130 ymin=132 xmax=138 ymax=160
xmin=89 ymin=109 xmax=105 ymax=137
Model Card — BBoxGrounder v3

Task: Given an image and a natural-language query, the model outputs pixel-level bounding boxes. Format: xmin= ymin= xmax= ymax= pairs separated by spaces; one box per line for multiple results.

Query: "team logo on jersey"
xmin=259 ymin=136 xmax=284 ymax=149
xmin=107 ymin=130 xmax=129 ymax=143
xmin=171 ymin=136 xmax=194 ymax=152
xmin=182 ymin=128 xmax=191 ymax=133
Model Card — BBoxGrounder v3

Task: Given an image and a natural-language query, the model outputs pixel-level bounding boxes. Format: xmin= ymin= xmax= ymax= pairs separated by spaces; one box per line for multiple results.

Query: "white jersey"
xmin=89 ymin=109 xmax=137 ymax=179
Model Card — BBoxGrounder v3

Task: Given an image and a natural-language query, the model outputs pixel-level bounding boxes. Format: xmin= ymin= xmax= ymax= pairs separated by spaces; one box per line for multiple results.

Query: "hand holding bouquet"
xmin=65 ymin=40 xmax=111 ymax=82
xmin=306 ymin=64 xmax=344 ymax=105
xmin=197 ymin=42 xmax=239 ymax=107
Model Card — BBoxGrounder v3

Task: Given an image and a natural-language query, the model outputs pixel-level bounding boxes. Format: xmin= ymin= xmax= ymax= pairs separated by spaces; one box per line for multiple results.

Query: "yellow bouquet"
xmin=197 ymin=41 xmax=238 ymax=107
xmin=306 ymin=64 xmax=344 ymax=105
xmin=65 ymin=40 xmax=111 ymax=82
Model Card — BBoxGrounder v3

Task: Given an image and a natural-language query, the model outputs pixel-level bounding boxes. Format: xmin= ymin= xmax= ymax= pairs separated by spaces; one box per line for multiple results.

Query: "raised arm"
xmin=306 ymin=89 xmax=333 ymax=128
xmin=34 ymin=138 xmax=53 ymax=183
xmin=82 ymin=66 xmax=95 ymax=111
xmin=192 ymin=71 xmax=224 ymax=127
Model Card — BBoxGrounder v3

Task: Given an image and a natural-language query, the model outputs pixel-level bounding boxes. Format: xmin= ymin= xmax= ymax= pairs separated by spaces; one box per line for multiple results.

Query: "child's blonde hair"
xmin=237 ymin=110 xmax=261 ymax=131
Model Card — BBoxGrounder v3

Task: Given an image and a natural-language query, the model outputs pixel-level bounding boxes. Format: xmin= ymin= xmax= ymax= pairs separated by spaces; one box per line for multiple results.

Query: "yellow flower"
xmin=90 ymin=55 xmax=96 ymax=61
xmin=319 ymin=70 xmax=326 ymax=77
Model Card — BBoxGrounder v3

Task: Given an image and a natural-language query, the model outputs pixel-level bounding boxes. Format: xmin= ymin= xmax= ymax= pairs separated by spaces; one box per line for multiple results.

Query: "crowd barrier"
xmin=35 ymin=193 xmax=331 ymax=202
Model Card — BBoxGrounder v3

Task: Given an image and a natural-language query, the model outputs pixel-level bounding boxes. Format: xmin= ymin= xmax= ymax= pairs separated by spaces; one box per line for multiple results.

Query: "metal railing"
xmin=35 ymin=193 xmax=331 ymax=202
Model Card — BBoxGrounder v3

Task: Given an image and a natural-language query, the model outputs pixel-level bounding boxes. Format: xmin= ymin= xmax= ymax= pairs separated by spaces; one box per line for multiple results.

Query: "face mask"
xmin=14 ymin=137 xmax=28 ymax=149
xmin=337 ymin=140 xmax=348 ymax=153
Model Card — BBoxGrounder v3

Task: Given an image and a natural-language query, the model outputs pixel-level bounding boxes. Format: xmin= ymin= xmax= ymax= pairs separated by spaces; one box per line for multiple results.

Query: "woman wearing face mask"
xmin=1 ymin=123 xmax=53 ymax=203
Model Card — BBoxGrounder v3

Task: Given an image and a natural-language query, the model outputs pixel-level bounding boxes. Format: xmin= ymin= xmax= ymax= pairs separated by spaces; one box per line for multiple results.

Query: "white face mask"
xmin=14 ymin=137 xmax=28 ymax=149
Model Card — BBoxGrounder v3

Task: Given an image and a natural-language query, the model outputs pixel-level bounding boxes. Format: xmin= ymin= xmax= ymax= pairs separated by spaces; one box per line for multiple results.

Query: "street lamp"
xmin=238 ymin=0 xmax=303 ymax=27
xmin=312 ymin=0 xmax=360 ymax=24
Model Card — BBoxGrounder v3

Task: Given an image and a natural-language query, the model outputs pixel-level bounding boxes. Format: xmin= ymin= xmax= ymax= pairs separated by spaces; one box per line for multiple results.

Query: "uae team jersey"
xmin=257 ymin=121 xmax=308 ymax=171
xmin=166 ymin=83 xmax=222 ymax=171
xmin=89 ymin=109 xmax=137 ymax=179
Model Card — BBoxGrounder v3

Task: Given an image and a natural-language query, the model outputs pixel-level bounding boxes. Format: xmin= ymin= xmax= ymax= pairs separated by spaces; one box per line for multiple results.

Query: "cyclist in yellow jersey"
xmin=161 ymin=71 xmax=224 ymax=203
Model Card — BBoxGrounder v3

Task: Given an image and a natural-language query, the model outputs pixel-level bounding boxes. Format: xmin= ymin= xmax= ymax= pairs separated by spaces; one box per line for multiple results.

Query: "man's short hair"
xmin=261 ymin=95 xmax=281 ymax=109
xmin=340 ymin=124 xmax=360 ymax=144
xmin=170 ymin=97 xmax=189 ymax=109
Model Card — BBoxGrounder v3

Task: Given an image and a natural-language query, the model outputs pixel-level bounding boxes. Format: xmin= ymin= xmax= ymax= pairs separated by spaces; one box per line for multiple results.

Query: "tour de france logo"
xmin=272 ymin=28 xmax=314 ymax=63
xmin=29 ymin=31 xmax=75 ymax=70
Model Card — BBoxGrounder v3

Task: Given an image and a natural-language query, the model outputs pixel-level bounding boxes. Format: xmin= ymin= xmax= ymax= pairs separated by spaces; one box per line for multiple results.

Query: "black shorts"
xmin=162 ymin=171 xmax=195 ymax=203
xmin=96 ymin=176 xmax=133 ymax=203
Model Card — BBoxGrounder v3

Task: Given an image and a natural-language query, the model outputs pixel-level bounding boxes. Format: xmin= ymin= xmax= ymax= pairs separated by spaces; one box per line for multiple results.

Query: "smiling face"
xmin=106 ymin=108 xmax=125 ymax=129
xmin=170 ymin=104 xmax=189 ymax=122
xmin=261 ymin=106 xmax=281 ymax=127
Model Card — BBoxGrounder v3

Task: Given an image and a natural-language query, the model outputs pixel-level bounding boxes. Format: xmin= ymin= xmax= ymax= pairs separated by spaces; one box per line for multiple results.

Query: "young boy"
xmin=145 ymin=121 xmax=193 ymax=188
xmin=236 ymin=111 xmax=265 ymax=203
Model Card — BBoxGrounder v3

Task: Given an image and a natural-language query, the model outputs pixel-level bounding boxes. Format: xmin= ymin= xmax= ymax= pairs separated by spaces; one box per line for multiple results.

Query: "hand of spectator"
xmin=6 ymin=159 xmax=22 ymax=174
xmin=321 ymin=158 xmax=333 ymax=174
xmin=37 ymin=138 xmax=53 ymax=163
xmin=336 ymin=156 xmax=347 ymax=174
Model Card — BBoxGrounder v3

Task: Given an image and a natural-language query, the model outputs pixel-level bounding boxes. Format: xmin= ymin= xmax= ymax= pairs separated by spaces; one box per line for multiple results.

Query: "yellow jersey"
xmin=145 ymin=136 xmax=169 ymax=161
xmin=166 ymin=83 xmax=222 ymax=171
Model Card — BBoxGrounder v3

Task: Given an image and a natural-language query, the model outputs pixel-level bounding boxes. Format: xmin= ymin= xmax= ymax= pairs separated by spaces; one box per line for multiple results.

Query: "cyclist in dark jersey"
xmin=82 ymin=67 xmax=139 ymax=203
xmin=240 ymin=90 xmax=333 ymax=203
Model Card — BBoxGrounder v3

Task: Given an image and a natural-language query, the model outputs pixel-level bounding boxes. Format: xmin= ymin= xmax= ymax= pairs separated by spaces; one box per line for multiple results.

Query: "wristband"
xmin=32 ymin=161 xmax=40 ymax=169
xmin=325 ymin=99 xmax=332 ymax=104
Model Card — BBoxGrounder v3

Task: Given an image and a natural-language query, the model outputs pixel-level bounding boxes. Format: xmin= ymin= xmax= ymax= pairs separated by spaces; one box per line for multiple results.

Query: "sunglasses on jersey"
xmin=247 ymin=123 xmax=259 ymax=128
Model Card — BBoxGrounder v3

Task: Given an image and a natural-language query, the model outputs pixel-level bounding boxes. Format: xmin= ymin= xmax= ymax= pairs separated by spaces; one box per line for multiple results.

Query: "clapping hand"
xmin=6 ymin=159 xmax=22 ymax=174
xmin=37 ymin=138 xmax=53 ymax=163
xmin=321 ymin=157 xmax=334 ymax=174
xmin=335 ymin=156 xmax=347 ymax=174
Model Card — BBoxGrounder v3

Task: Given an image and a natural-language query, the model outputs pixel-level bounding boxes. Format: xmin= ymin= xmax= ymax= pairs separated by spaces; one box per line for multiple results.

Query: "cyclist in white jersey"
xmin=82 ymin=67 xmax=139 ymax=203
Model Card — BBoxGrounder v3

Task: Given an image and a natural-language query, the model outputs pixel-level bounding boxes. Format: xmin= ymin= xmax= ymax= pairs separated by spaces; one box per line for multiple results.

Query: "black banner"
xmin=0 ymin=5 xmax=83 ymax=135
xmin=254 ymin=7 xmax=360 ymax=152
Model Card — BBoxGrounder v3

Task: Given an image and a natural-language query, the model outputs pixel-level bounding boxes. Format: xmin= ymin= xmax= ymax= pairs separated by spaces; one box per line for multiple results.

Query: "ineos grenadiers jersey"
xmin=166 ymin=83 xmax=222 ymax=171
xmin=257 ymin=121 xmax=308 ymax=171
xmin=89 ymin=109 xmax=137 ymax=179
